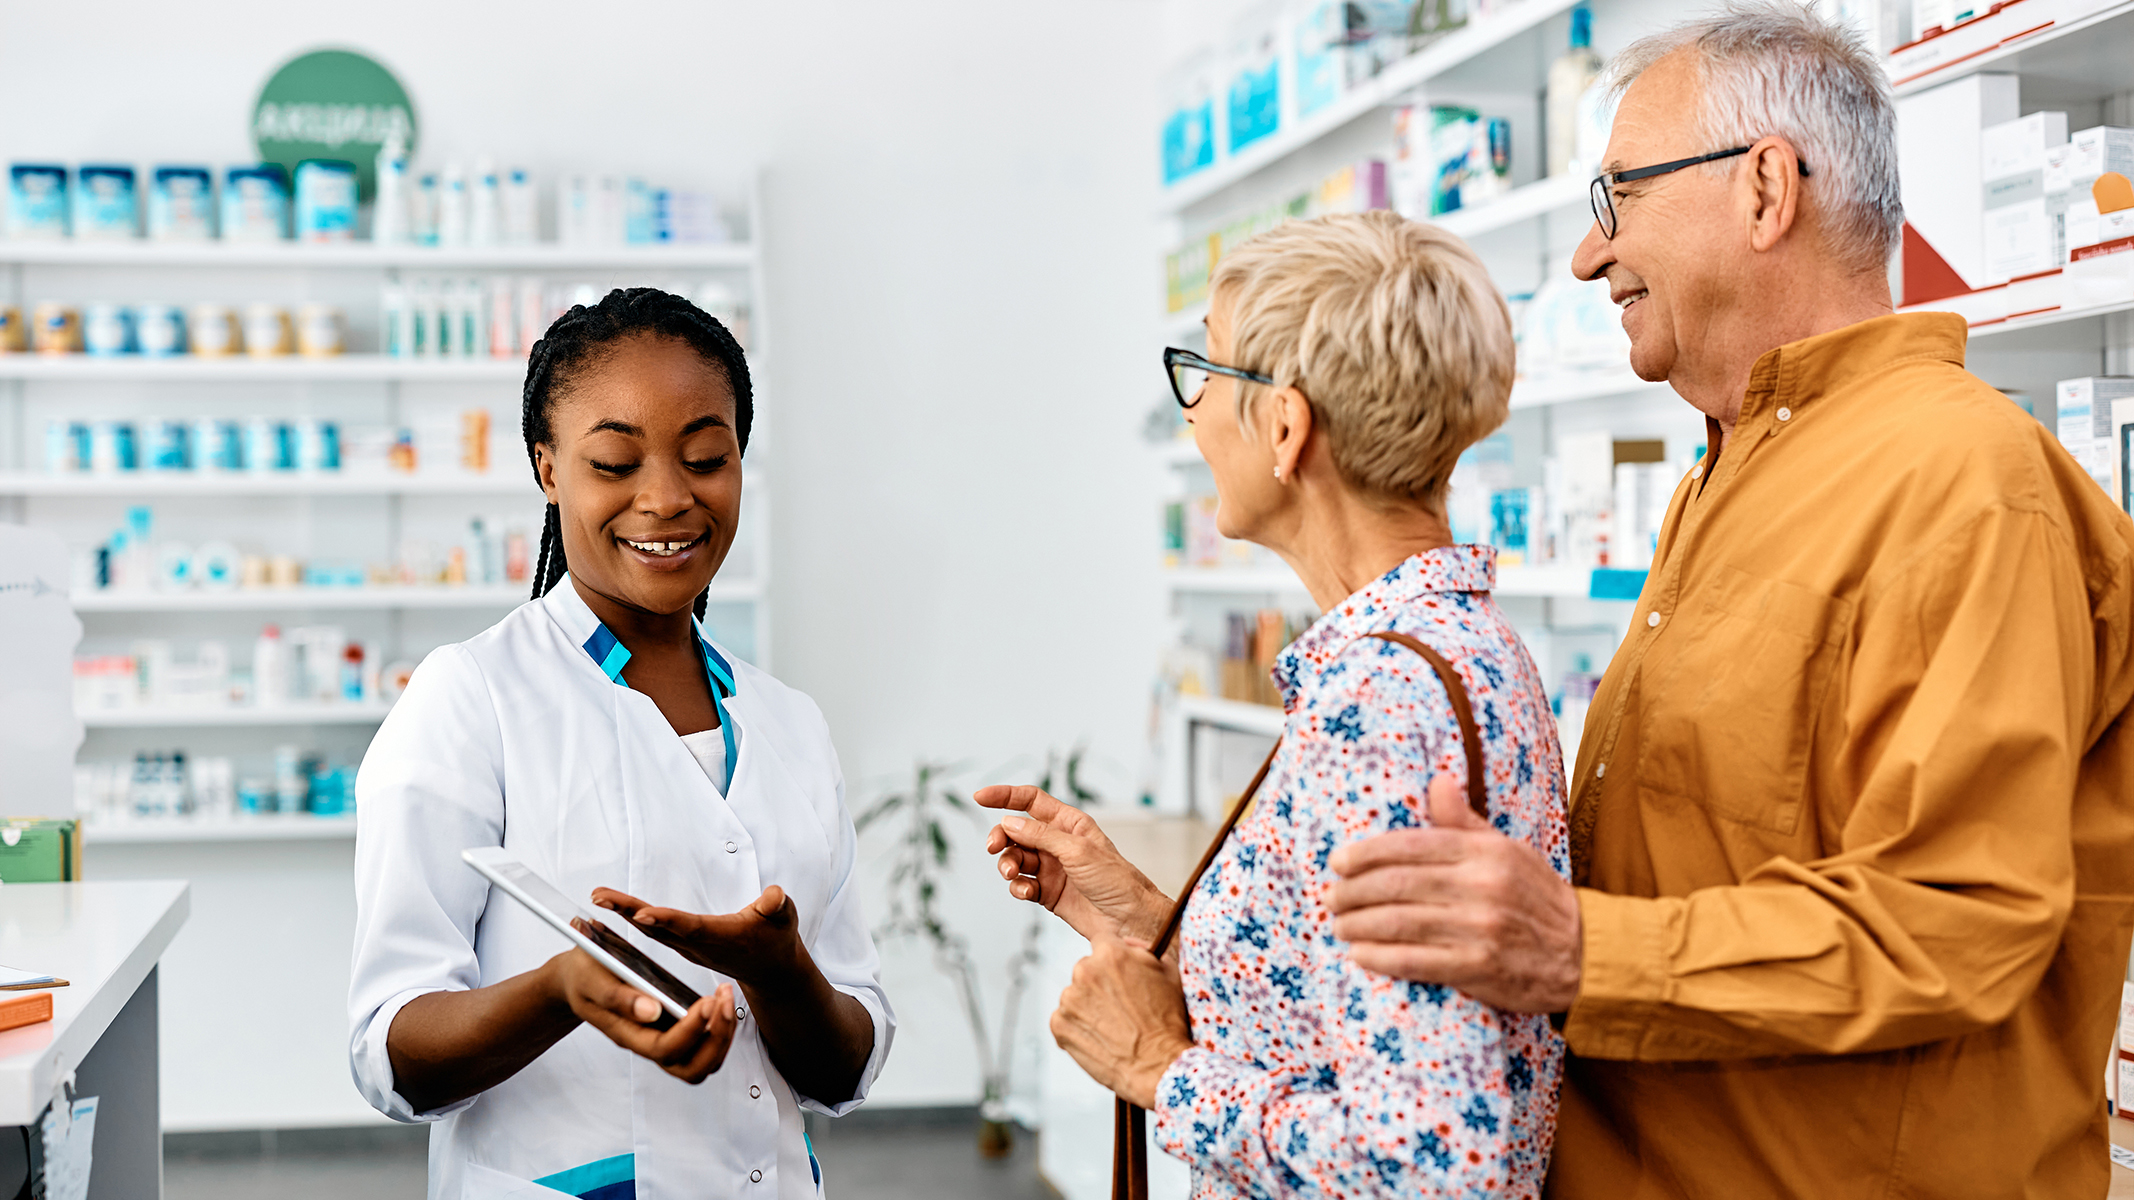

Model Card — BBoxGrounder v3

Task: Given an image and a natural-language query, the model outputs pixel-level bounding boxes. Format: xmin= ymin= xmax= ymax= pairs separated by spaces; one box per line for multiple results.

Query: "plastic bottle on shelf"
xmin=471 ymin=158 xmax=502 ymax=247
xmin=381 ymin=282 xmax=409 ymax=357
xmin=459 ymin=278 xmax=484 ymax=358
xmin=414 ymin=172 xmax=440 ymax=246
xmin=1546 ymin=7 xmax=1603 ymax=178
xmin=438 ymin=163 xmax=470 ymax=247
xmin=254 ymin=623 xmax=287 ymax=708
xmin=341 ymin=641 xmax=365 ymax=703
xmin=373 ymin=136 xmax=410 ymax=245
xmin=503 ymin=169 xmax=538 ymax=244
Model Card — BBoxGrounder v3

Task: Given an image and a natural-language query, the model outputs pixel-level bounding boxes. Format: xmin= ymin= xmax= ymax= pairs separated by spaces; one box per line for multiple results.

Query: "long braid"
xmin=521 ymin=288 xmax=754 ymax=617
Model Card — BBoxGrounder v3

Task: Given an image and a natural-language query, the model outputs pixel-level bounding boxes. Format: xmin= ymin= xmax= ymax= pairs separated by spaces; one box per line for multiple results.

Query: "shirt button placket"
xmin=750 ymin=1169 xmax=763 ymax=1183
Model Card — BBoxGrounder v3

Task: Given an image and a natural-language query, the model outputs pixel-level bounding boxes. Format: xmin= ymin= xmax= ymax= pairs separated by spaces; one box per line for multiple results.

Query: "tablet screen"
xmin=470 ymin=851 xmax=702 ymax=1018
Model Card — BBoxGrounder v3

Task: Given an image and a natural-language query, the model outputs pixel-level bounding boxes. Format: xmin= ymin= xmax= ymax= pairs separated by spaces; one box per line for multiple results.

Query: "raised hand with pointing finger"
xmin=974 ymin=782 xmax=1173 ymax=944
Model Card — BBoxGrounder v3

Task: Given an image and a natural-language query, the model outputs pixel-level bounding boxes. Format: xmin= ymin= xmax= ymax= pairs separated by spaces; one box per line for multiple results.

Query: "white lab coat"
xmin=349 ymin=578 xmax=893 ymax=1200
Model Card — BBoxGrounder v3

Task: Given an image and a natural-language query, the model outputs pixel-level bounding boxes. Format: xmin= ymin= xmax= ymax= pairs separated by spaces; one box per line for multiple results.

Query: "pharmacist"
xmin=349 ymin=288 xmax=890 ymax=1200
xmin=1323 ymin=7 xmax=2134 ymax=1199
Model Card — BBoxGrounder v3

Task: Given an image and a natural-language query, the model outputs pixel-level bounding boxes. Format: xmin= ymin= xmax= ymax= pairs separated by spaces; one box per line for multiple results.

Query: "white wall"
xmin=2 ymin=0 xmax=1168 ymax=1115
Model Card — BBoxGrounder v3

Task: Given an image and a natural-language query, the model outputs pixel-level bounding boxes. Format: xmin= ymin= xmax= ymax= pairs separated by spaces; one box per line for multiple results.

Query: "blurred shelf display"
xmin=1888 ymin=0 xmax=2134 ymax=97
xmin=82 ymin=814 xmax=358 ymax=845
xmin=70 ymin=585 xmax=541 ymax=613
xmin=1174 ymin=692 xmax=1286 ymax=738
xmin=80 ymin=702 xmax=394 ymax=729
xmin=0 ymin=472 xmax=532 ymax=496
xmin=0 ymin=240 xmax=754 ymax=269
xmin=1164 ymin=563 xmax=1625 ymax=600
xmin=0 ymin=355 xmax=525 ymax=382
xmin=1432 ymin=174 xmax=1589 ymax=240
xmin=1510 ymin=369 xmax=1671 ymax=409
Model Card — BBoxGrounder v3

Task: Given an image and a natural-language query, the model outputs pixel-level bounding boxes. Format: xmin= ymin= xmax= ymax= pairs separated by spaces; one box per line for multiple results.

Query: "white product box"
xmin=2069 ymin=126 xmax=2134 ymax=184
xmin=1897 ymin=72 xmax=2019 ymax=301
xmin=2055 ymin=376 xmax=2134 ymax=495
xmin=1983 ymin=111 xmax=2068 ymax=278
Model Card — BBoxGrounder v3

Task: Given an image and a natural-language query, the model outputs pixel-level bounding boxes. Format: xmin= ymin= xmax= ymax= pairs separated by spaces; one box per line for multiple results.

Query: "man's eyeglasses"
xmin=1589 ymin=146 xmax=1810 ymax=239
xmin=1165 ymin=346 xmax=1275 ymax=409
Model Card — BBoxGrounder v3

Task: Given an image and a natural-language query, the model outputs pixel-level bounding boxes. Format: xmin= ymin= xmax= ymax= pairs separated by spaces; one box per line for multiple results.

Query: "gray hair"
xmin=1608 ymin=1 xmax=1901 ymax=271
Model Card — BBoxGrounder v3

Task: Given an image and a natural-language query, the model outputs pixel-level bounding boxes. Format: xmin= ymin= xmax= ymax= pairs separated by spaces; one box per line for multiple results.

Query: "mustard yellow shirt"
xmin=1548 ymin=313 xmax=2134 ymax=1199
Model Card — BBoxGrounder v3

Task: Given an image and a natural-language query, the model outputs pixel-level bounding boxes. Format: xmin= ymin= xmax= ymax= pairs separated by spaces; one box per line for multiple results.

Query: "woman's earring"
xmin=1273 ymin=466 xmax=1282 ymax=480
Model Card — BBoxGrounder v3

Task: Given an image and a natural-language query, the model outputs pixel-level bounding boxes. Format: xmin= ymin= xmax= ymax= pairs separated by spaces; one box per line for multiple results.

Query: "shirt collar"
xmin=539 ymin=575 xmax=736 ymax=696
xmin=1738 ymin=311 xmax=1966 ymax=428
xmin=1271 ymin=544 xmax=1496 ymax=708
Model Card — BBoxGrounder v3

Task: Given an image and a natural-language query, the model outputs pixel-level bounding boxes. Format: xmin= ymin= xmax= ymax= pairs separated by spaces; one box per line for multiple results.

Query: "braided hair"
xmin=522 ymin=287 xmax=752 ymax=620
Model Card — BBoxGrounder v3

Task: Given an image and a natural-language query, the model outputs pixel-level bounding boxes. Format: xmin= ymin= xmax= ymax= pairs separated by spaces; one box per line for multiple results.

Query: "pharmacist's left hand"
xmin=592 ymin=885 xmax=804 ymax=987
xmin=1050 ymin=936 xmax=1192 ymax=1110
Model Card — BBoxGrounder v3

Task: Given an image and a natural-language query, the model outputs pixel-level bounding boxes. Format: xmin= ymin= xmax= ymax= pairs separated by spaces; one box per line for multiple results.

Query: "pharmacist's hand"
xmin=976 ymin=784 xmax=1168 ymax=944
xmin=549 ymin=949 xmax=736 ymax=1084
xmin=591 ymin=885 xmax=804 ymax=989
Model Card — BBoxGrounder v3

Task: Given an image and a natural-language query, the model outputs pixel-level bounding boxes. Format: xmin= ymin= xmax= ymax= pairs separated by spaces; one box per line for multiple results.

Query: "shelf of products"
xmin=0 ymin=472 xmax=532 ymax=497
xmin=0 ymin=240 xmax=754 ymax=269
xmin=82 ymin=814 xmax=359 ymax=845
xmin=1432 ymin=174 xmax=1590 ymax=240
xmin=0 ymin=355 xmax=524 ymax=382
xmin=1174 ymin=692 xmax=1287 ymax=738
xmin=80 ymin=702 xmax=393 ymax=729
xmin=1164 ymin=563 xmax=1623 ymax=600
xmin=69 ymin=585 xmax=540 ymax=613
xmin=1889 ymin=0 xmax=2134 ymax=97
xmin=1161 ymin=0 xmax=1586 ymax=212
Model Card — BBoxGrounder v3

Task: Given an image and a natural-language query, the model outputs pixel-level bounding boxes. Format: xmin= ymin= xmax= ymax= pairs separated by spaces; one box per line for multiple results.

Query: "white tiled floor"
xmin=163 ymin=1113 xmax=1052 ymax=1200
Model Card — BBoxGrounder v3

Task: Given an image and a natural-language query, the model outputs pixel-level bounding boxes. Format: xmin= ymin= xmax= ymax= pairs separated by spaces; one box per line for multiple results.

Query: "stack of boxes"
xmin=2056 ymin=376 xmax=2134 ymax=512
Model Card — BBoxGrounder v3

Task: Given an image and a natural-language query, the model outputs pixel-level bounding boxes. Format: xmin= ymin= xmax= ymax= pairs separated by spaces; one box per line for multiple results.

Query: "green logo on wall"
xmin=252 ymin=49 xmax=417 ymax=202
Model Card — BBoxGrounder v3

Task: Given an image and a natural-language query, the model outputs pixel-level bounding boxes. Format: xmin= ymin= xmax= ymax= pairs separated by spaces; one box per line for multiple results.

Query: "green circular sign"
xmin=252 ymin=49 xmax=417 ymax=202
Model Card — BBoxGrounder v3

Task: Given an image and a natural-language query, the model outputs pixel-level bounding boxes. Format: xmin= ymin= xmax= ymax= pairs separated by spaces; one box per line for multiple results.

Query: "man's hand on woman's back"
xmin=1329 ymin=772 xmax=1584 ymax=1014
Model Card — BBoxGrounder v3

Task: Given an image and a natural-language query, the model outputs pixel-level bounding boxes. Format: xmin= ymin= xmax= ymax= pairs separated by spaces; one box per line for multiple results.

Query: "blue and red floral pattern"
xmin=1153 ymin=545 xmax=1569 ymax=1199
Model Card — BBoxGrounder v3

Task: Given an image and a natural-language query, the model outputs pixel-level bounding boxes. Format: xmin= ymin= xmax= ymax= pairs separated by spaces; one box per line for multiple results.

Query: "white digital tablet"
xmin=462 ymin=846 xmax=701 ymax=1026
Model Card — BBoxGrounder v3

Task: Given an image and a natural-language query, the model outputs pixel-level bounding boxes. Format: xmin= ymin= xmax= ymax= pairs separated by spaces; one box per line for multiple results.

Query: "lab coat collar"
xmin=538 ymin=575 xmax=738 ymax=697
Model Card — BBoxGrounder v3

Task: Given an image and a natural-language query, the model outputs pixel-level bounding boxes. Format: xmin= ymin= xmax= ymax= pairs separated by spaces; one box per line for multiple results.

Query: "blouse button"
xmin=750 ymin=1084 xmax=762 ymax=1099
xmin=1776 ymin=406 xmax=1793 ymax=422
xmin=1647 ymin=611 xmax=1662 ymax=627
xmin=750 ymin=1170 xmax=763 ymax=1183
xmin=725 ymin=840 xmax=738 ymax=854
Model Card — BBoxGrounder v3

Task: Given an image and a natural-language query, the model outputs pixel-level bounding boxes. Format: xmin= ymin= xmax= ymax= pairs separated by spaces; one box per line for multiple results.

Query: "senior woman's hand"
xmin=975 ymin=784 xmax=1172 ymax=944
xmin=1050 ymin=937 xmax=1194 ymax=1110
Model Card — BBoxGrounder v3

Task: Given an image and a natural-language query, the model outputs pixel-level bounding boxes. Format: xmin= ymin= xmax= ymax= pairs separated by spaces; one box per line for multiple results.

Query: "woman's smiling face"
xmin=534 ymin=332 xmax=742 ymax=617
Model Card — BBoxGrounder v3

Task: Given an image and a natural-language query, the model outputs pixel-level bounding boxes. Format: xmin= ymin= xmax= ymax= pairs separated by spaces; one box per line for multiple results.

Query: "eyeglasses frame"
xmin=1164 ymin=345 xmax=1276 ymax=409
xmin=1589 ymin=145 xmax=1811 ymax=239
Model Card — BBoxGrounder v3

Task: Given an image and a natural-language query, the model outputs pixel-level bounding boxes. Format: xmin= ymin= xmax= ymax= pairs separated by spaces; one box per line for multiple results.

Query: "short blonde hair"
xmin=1211 ymin=211 xmax=1512 ymax=510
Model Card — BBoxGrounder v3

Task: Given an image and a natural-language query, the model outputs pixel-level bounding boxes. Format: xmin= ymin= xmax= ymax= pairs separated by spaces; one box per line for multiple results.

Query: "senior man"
xmin=1327 ymin=4 xmax=2134 ymax=1197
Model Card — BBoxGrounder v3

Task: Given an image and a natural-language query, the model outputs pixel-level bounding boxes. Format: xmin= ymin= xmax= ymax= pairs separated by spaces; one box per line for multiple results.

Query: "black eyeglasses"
xmin=1165 ymin=346 xmax=1275 ymax=409
xmin=1589 ymin=146 xmax=1810 ymax=239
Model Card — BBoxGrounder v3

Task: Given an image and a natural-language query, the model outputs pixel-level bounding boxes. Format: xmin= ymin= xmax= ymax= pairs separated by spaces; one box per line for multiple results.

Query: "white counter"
xmin=0 ymin=880 xmax=188 ymax=1125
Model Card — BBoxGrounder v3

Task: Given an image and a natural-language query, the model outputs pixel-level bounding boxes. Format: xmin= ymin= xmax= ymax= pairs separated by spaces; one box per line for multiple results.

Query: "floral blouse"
xmin=1153 ymin=546 xmax=1569 ymax=1199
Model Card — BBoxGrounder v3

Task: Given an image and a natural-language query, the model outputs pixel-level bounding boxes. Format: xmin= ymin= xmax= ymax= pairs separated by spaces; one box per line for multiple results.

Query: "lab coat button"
xmin=750 ymin=1084 xmax=762 ymax=1099
xmin=725 ymin=840 xmax=737 ymax=854
xmin=737 ymin=1003 xmax=749 ymax=1020
xmin=750 ymin=1170 xmax=763 ymax=1183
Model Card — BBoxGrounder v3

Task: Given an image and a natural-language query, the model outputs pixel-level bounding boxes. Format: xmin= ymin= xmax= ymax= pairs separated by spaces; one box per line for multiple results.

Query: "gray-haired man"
xmin=1325 ymin=4 xmax=2134 ymax=1196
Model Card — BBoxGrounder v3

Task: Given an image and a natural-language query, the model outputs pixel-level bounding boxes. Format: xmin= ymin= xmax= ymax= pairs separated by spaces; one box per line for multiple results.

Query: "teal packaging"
xmin=1227 ymin=36 xmax=1282 ymax=154
xmin=74 ymin=165 xmax=140 ymax=240
xmin=293 ymin=160 xmax=358 ymax=243
xmin=223 ymin=164 xmax=290 ymax=242
xmin=6 ymin=165 xmax=69 ymax=238
xmin=149 ymin=167 xmax=215 ymax=240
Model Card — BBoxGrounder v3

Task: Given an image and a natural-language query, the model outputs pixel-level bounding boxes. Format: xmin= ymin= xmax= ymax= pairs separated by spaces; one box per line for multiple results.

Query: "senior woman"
xmin=976 ymin=211 xmax=1570 ymax=1197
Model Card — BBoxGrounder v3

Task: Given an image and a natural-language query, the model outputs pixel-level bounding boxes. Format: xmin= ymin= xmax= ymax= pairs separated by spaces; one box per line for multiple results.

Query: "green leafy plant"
xmin=857 ymin=748 xmax=1100 ymax=1157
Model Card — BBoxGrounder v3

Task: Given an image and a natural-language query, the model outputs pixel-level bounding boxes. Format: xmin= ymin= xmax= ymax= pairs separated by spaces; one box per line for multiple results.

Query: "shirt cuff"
xmin=352 ymin=987 xmax=477 ymax=1123
xmin=1560 ymin=888 xmax=1678 ymax=1060
xmin=794 ymin=984 xmax=893 ymax=1117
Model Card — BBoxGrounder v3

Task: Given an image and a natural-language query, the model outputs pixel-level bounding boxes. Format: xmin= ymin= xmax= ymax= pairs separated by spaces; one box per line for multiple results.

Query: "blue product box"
xmin=1227 ymin=40 xmax=1282 ymax=154
xmin=149 ymin=166 xmax=215 ymax=240
xmin=223 ymin=164 xmax=290 ymax=242
xmin=6 ymin=165 xmax=69 ymax=238
xmin=1293 ymin=1 xmax=1344 ymax=119
xmin=293 ymin=160 xmax=357 ymax=243
xmin=73 ymin=165 xmax=139 ymax=240
xmin=1163 ymin=98 xmax=1216 ymax=183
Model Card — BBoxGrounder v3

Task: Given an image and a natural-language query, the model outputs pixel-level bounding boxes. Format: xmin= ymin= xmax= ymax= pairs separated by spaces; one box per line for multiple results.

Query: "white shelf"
xmin=1152 ymin=439 xmax=1203 ymax=467
xmin=1433 ymin=175 xmax=1590 ymax=241
xmin=1159 ymin=0 xmax=1582 ymax=212
xmin=84 ymin=814 xmax=358 ymax=845
xmin=1175 ymin=693 xmax=1287 ymax=738
xmin=1966 ymin=296 xmax=2134 ymax=341
xmin=80 ymin=702 xmax=393 ymax=728
xmin=1162 ymin=303 xmax=1210 ymax=341
xmin=1166 ymin=562 xmax=1619 ymax=600
xmin=1510 ymin=368 xmax=1671 ymax=409
xmin=67 ymin=579 xmax=762 ymax=613
xmin=0 ymin=354 xmax=524 ymax=382
xmin=0 ymin=240 xmax=755 ymax=270
xmin=1890 ymin=1 xmax=2134 ymax=98
xmin=0 ymin=472 xmax=534 ymax=497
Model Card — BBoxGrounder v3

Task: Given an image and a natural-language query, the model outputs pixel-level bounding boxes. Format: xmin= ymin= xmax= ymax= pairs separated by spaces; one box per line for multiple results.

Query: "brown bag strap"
xmin=1112 ymin=629 xmax=1489 ymax=1199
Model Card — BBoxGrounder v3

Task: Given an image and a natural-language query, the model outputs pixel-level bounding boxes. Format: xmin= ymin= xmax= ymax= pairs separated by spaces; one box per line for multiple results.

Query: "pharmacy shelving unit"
xmin=1 ymin=193 xmax=775 ymax=1135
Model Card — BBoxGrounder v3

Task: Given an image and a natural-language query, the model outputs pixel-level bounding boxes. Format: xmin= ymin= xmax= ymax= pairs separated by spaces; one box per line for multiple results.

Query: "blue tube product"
xmin=6 ymin=165 xmax=69 ymax=238
xmin=223 ymin=165 xmax=290 ymax=242
xmin=73 ymin=165 xmax=140 ymax=240
xmin=293 ymin=159 xmax=358 ymax=243
xmin=149 ymin=167 xmax=215 ymax=240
